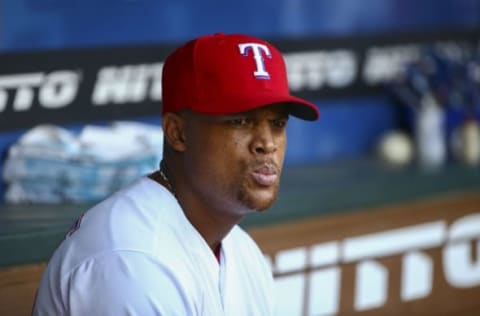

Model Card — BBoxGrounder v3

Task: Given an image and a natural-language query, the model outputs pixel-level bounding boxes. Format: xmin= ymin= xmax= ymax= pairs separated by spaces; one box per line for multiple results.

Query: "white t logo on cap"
xmin=238 ymin=43 xmax=272 ymax=79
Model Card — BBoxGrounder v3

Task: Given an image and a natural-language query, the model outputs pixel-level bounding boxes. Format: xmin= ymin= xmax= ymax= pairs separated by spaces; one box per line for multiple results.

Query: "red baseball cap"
xmin=161 ymin=33 xmax=319 ymax=121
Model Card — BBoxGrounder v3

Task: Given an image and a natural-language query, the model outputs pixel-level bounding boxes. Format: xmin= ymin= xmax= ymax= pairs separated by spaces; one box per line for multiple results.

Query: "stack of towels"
xmin=3 ymin=121 xmax=163 ymax=204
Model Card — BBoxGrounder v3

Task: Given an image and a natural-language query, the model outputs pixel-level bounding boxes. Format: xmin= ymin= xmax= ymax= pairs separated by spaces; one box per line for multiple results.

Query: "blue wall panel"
xmin=285 ymin=97 xmax=396 ymax=165
xmin=1 ymin=0 xmax=479 ymax=52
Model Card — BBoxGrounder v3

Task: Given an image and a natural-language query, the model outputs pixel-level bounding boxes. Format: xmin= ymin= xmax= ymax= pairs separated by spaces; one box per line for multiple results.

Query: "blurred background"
xmin=1 ymin=1 xmax=480 ymax=315
xmin=0 ymin=0 xmax=479 ymax=204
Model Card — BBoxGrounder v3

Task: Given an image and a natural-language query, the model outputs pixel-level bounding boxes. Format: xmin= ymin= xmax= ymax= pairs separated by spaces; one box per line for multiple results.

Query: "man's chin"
xmin=234 ymin=181 xmax=280 ymax=213
xmin=243 ymin=190 xmax=278 ymax=212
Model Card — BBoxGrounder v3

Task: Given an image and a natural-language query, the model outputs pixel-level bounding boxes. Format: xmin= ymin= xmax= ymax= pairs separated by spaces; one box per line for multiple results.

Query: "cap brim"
xmin=245 ymin=94 xmax=320 ymax=121
xmin=282 ymin=95 xmax=320 ymax=121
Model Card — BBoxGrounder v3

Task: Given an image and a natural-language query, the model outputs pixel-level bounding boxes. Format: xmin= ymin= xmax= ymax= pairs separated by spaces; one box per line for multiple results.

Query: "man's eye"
xmin=229 ymin=118 xmax=249 ymax=126
xmin=272 ymin=119 xmax=288 ymax=128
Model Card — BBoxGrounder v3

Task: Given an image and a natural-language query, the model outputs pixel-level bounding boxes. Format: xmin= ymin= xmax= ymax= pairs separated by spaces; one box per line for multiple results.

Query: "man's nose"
xmin=249 ymin=122 xmax=277 ymax=155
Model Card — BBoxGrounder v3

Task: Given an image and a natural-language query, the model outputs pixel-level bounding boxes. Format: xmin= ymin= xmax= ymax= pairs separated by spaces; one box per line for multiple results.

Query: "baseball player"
xmin=32 ymin=33 xmax=319 ymax=315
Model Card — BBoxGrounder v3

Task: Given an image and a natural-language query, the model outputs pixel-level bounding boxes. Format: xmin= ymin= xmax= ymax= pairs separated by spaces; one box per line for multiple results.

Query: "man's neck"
xmin=149 ymin=170 xmax=242 ymax=252
xmin=179 ymin=195 xmax=242 ymax=252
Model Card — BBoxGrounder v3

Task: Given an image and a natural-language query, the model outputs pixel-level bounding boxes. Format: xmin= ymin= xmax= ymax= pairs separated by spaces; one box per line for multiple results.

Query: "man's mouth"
xmin=251 ymin=165 xmax=278 ymax=187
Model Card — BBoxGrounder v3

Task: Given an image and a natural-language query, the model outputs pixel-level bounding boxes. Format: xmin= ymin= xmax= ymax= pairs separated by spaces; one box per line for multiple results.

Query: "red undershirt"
xmin=214 ymin=245 xmax=221 ymax=263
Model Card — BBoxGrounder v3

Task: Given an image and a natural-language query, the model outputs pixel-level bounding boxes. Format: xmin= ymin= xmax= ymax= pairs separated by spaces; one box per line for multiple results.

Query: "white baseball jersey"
xmin=33 ymin=176 xmax=274 ymax=315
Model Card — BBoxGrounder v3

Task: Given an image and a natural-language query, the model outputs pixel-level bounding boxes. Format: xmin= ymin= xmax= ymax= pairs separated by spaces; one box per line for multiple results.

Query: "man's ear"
xmin=162 ymin=112 xmax=187 ymax=152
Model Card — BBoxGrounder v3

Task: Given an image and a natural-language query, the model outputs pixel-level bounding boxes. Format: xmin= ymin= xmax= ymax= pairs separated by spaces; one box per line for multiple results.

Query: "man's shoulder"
xmin=51 ymin=177 xmax=182 ymax=276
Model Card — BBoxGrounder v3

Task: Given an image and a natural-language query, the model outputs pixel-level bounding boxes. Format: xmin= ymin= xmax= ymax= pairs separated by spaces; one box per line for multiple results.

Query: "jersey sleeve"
xmin=50 ymin=251 xmax=196 ymax=316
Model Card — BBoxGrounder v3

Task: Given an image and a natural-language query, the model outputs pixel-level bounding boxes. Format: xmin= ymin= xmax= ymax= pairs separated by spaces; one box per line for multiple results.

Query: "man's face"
xmin=182 ymin=103 xmax=289 ymax=216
